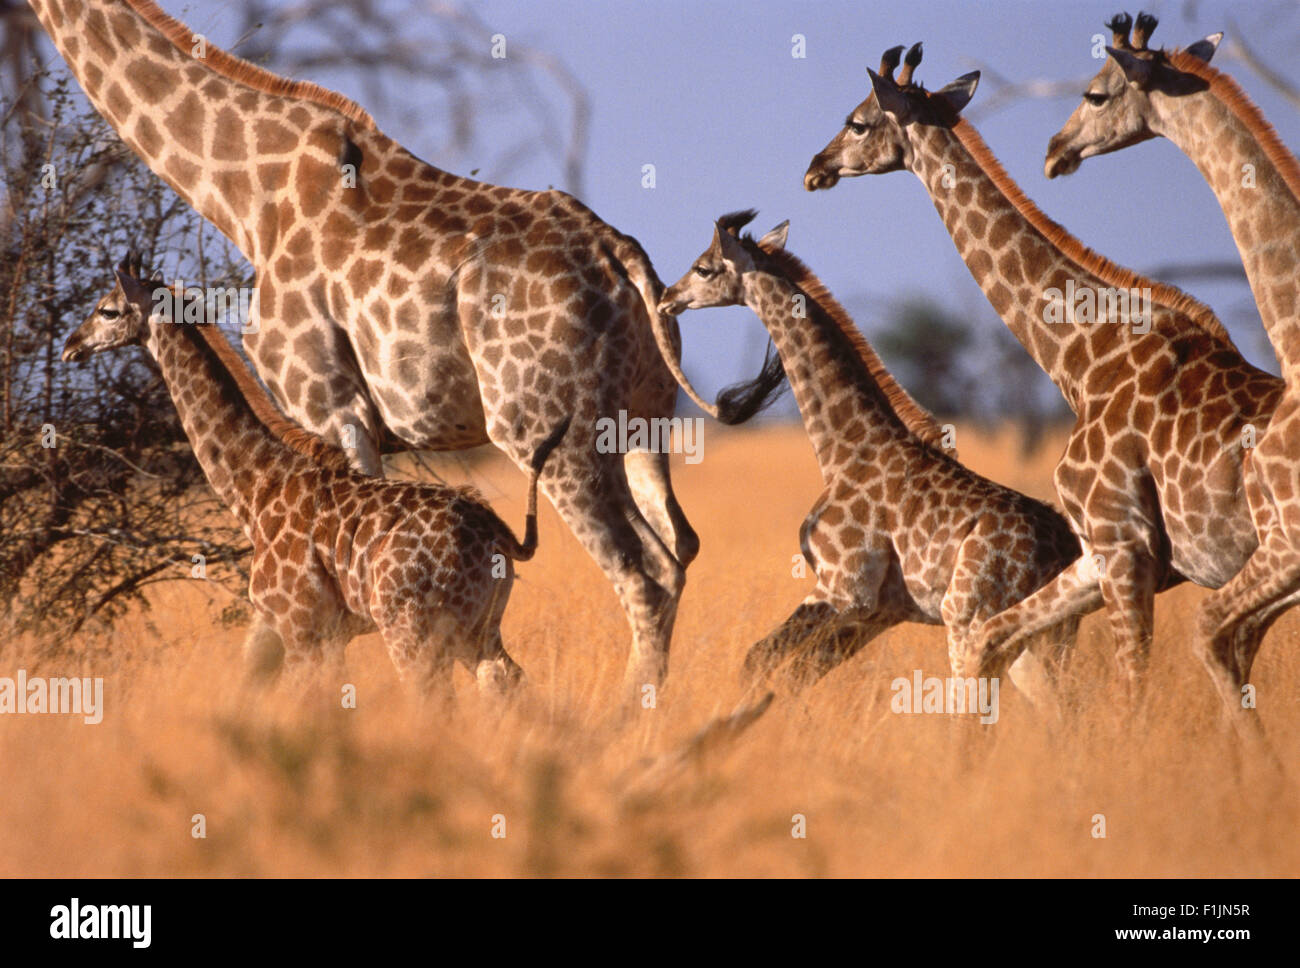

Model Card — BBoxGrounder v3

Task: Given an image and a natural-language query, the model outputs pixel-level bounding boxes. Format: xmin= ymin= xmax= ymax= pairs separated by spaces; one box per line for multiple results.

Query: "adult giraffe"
xmin=802 ymin=43 xmax=1284 ymax=706
xmin=27 ymin=0 xmax=782 ymax=699
xmin=1045 ymin=12 xmax=1300 ymax=730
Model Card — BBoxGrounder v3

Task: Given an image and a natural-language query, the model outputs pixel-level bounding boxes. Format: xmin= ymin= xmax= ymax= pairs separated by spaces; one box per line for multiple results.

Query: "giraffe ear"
xmin=114 ymin=265 xmax=153 ymax=306
xmin=1106 ymin=46 xmax=1154 ymax=86
xmin=715 ymin=224 xmax=749 ymax=265
xmin=935 ymin=71 xmax=980 ymax=115
xmin=867 ymin=67 xmax=911 ymax=119
xmin=758 ymin=221 xmax=789 ymax=252
xmin=1184 ymin=32 xmax=1222 ymax=64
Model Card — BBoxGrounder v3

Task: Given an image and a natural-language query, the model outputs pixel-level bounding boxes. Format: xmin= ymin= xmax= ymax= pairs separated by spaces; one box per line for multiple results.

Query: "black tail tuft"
xmin=715 ymin=339 xmax=788 ymax=426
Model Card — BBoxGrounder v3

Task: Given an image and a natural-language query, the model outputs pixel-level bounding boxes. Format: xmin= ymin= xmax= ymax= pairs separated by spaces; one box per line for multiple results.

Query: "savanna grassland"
xmin=2 ymin=423 xmax=1296 ymax=877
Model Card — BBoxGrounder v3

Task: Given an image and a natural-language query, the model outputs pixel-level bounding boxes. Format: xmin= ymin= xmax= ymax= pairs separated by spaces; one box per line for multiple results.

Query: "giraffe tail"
xmin=505 ymin=414 xmax=572 ymax=562
xmin=618 ymin=242 xmax=787 ymax=426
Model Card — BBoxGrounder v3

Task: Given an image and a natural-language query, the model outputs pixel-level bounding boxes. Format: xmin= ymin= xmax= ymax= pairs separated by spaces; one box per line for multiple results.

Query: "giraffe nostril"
xmin=803 ymin=168 xmax=836 ymax=192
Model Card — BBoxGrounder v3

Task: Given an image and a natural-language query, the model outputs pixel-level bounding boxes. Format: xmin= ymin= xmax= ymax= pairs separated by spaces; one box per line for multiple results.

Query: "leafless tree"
xmin=0 ymin=1 xmax=592 ymax=645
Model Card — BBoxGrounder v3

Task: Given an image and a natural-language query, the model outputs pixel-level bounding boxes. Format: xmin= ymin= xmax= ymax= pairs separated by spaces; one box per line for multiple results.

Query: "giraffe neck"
xmin=142 ymin=312 xmax=310 ymax=530
xmin=1148 ymin=73 xmax=1300 ymax=376
xmin=905 ymin=119 xmax=1202 ymax=412
xmin=742 ymin=268 xmax=915 ymax=482
xmin=27 ymin=0 xmax=382 ymax=263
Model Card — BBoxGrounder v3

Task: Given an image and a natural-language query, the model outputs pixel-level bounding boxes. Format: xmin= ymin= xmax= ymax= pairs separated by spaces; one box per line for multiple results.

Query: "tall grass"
xmin=1 ymin=424 xmax=1294 ymax=876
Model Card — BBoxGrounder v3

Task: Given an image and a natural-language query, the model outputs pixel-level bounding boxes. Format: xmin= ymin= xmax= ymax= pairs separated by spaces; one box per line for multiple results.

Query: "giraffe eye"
xmin=693 ymin=265 xmax=715 ymax=279
xmin=847 ymin=120 xmax=868 ymax=135
xmin=99 ymin=308 xmax=121 ymax=319
xmin=1083 ymin=91 xmax=1108 ymax=106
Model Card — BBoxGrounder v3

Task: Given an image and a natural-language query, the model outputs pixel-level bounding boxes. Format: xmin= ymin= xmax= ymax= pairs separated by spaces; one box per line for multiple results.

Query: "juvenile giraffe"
xmin=803 ymin=44 xmax=1285 ymax=701
xmin=26 ymin=0 xmax=784 ymax=701
xmin=61 ymin=253 xmax=570 ymax=699
xmin=1046 ymin=12 xmax=1300 ymax=729
xmin=658 ymin=212 xmax=1082 ymax=704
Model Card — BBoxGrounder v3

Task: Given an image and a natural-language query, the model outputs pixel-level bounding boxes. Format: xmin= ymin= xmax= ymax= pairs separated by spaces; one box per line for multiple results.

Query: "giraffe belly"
xmin=361 ymin=340 xmax=491 ymax=450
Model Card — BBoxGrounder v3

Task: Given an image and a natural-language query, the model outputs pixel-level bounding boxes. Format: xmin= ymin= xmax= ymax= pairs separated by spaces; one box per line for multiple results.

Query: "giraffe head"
xmin=1044 ymin=11 xmax=1222 ymax=178
xmin=62 ymin=252 xmax=163 ymax=362
xmin=658 ymin=211 xmax=791 ymax=314
xmin=804 ymin=42 xmax=980 ymax=191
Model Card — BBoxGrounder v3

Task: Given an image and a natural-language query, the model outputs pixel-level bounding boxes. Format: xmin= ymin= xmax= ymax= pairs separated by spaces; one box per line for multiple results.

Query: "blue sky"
xmin=143 ymin=1 xmax=1300 ymax=414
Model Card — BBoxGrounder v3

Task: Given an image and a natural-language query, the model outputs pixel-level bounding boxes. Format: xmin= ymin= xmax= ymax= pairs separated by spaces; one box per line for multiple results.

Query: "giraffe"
xmin=61 ymin=253 xmax=570 ymax=697
xmin=1045 ymin=12 xmax=1300 ymax=730
xmin=25 ymin=0 xmax=785 ymax=702
xmin=802 ymin=43 xmax=1285 ymax=704
xmin=657 ymin=211 xmax=1082 ymax=707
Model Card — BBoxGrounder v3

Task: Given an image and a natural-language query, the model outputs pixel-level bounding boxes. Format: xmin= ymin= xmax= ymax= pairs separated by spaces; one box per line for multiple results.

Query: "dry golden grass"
xmin=2 ymin=423 xmax=1296 ymax=877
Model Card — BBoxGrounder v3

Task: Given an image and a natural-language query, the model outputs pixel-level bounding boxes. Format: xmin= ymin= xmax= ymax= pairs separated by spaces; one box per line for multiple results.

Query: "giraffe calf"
xmin=61 ymin=253 xmax=569 ymax=699
xmin=660 ymin=214 xmax=1083 ymax=710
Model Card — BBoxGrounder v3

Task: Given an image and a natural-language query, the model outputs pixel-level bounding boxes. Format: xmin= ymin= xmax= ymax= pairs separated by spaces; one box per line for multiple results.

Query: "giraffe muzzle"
xmin=803 ymin=162 xmax=840 ymax=192
xmin=657 ymin=295 xmax=687 ymax=316
xmin=61 ymin=335 xmax=89 ymax=363
xmin=1043 ymin=135 xmax=1082 ymax=179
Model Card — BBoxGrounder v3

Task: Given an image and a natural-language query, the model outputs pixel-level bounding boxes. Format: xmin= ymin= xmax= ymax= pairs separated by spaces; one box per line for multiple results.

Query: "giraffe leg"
xmin=1194 ymin=530 xmax=1300 ymax=736
xmin=1233 ymin=584 xmax=1300 ymax=688
xmin=967 ymin=554 xmax=1103 ymax=684
xmin=1094 ymin=545 xmax=1162 ymax=708
xmin=1005 ymin=616 xmax=1079 ymax=720
xmin=623 ymin=448 xmax=700 ymax=567
xmin=741 ymin=598 xmax=839 ymax=687
xmin=469 ymin=575 xmax=526 ymax=697
xmin=242 ymin=614 xmax=286 ymax=684
xmin=474 ymin=630 xmax=526 ymax=697
xmin=271 ymin=626 xmax=342 ymax=700
xmin=515 ymin=434 xmax=685 ymax=701
xmin=377 ymin=607 xmax=458 ymax=706
xmin=775 ymin=607 xmax=902 ymax=694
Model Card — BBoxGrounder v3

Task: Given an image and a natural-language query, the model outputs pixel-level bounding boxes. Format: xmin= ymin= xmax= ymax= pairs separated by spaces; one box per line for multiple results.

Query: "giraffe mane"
xmin=950 ymin=117 xmax=1237 ymax=348
xmin=1164 ymin=49 xmax=1300 ymax=210
xmin=751 ymin=239 xmax=950 ymax=449
xmin=183 ymin=320 xmax=355 ymax=473
xmin=122 ymin=0 xmax=377 ymax=131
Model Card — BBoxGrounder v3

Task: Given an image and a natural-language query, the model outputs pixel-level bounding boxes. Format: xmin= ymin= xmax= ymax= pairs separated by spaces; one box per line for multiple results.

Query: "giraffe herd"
xmin=32 ymin=2 xmax=1300 ymax=743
